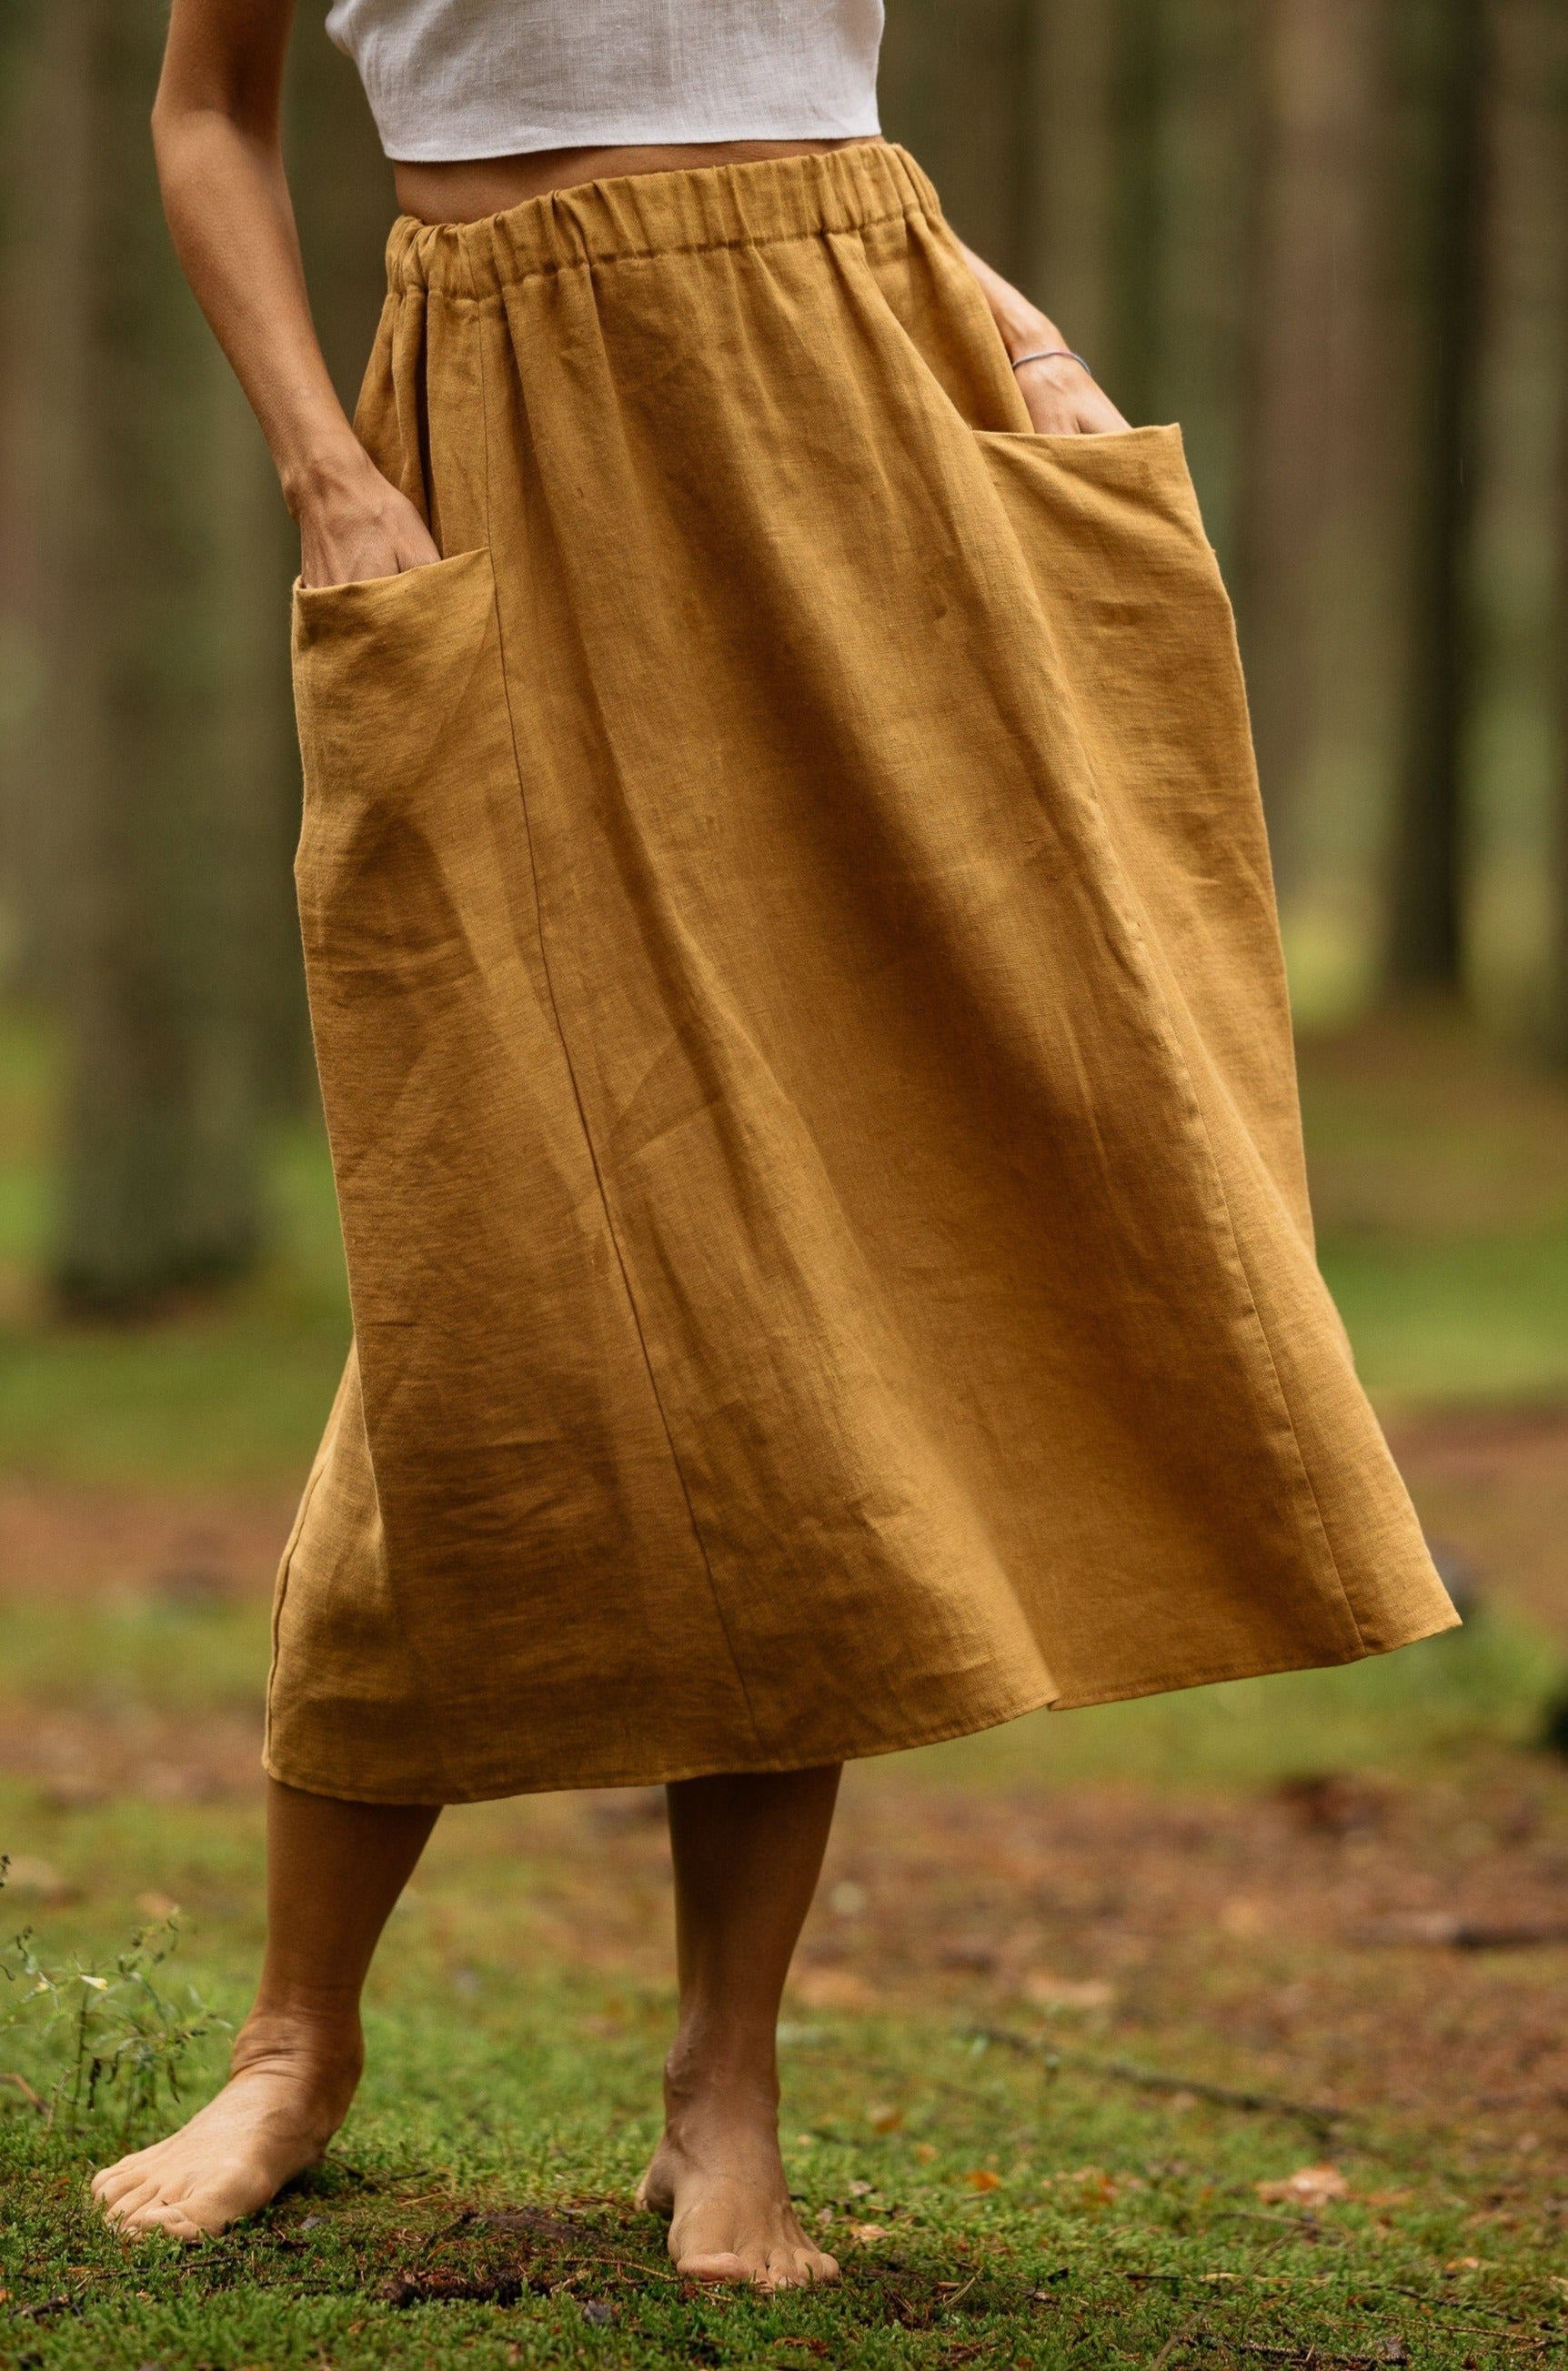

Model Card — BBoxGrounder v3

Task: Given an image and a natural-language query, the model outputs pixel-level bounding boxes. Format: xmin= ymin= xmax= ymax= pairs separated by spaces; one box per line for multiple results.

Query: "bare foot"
xmin=638 ymin=2082 xmax=839 ymax=2288
xmin=89 ymin=2014 xmax=360 ymax=2242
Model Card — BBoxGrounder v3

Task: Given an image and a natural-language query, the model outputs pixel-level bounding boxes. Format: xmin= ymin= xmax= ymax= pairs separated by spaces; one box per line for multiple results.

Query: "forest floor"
xmin=2 ymin=1008 xmax=1568 ymax=2366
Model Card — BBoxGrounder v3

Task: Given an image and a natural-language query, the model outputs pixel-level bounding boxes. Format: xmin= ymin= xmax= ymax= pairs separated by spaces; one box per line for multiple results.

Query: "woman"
xmin=92 ymin=0 xmax=1456 ymax=2282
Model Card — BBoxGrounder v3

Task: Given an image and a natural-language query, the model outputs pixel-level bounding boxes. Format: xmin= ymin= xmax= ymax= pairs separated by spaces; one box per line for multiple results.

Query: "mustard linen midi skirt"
xmin=267 ymin=142 xmax=1457 ymax=1805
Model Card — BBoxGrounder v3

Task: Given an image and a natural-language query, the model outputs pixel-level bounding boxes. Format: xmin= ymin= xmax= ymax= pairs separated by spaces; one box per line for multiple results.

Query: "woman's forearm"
xmin=957 ymin=238 xmax=1062 ymax=363
xmin=154 ymin=103 xmax=362 ymax=508
xmin=155 ymin=0 xmax=438 ymax=585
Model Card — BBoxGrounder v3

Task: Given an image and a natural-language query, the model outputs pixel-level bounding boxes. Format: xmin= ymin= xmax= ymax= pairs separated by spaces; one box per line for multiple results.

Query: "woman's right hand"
xmin=294 ymin=446 xmax=444 ymax=590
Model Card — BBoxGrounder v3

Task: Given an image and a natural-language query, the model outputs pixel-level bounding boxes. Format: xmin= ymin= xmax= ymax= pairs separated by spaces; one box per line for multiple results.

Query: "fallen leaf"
xmin=1041 ymin=2165 xmax=1117 ymax=2202
xmin=965 ymin=2169 xmax=1003 ymax=2193
xmin=1355 ymin=1911 xmax=1568 ymax=1949
xmin=1276 ymin=1773 xmax=1386 ymax=1834
xmin=1255 ymin=2164 xmax=1351 ymax=2206
xmin=1444 ymin=2256 xmax=1483 ymax=2274
xmin=136 ymin=1893 xmax=180 ymax=1923
xmin=790 ymin=1967 xmax=878 ymax=2010
xmin=939 ymin=1938 xmax=998 ymax=1972
xmin=848 ymin=2177 xmax=874 ymax=2196
xmin=1021 ymin=1973 xmax=1116 ymax=2013
xmin=848 ymin=2223 xmax=889 ymax=2243
xmin=912 ymin=2143 xmax=939 ymax=2164
xmin=3 ymin=1858 xmax=78 ymax=1905
xmin=480 ymin=2207 xmax=582 ymax=2244
xmin=867 ymin=2102 xmax=903 ymax=2133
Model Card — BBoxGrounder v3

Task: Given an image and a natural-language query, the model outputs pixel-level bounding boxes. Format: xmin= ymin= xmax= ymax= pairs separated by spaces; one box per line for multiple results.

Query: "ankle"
xmin=663 ymin=2034 xmax=779 ymax=2129
xmin=231 ymin=2004 xmax=365 ymax=2096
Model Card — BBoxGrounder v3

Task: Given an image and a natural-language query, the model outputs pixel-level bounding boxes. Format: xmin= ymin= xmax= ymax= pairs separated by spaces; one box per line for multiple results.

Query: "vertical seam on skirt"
xmin=472 ymin=322 xmax=771 ymax=1764
xmin=1127 ymin=964 xmax=1370 ymax=1653
xmin=1184 ymin=1121 xmax=1371 ymax=1653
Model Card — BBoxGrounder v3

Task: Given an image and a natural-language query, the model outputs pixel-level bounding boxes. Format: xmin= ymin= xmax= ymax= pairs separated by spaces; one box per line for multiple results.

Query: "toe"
xmin=92 ymin=2154 xmax=152 ymax=2205
xmin=674 ymin=2249 xmax=751 ymax=2285
xmin=121 ymin=2199 xmax=208 ymax=2244
xmin=101 ymin=2177 xmax=162 ymax=2229
xmin=769 ymin=2244 xmax=838 ymax=2289
xmin=101 ymin=2171 xmax=156 ymax=2212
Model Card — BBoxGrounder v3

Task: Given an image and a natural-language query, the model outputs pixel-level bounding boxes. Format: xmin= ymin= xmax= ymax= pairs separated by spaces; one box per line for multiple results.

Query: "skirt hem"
xmin=260 ymin=1602 xmax=1462 ymax=1808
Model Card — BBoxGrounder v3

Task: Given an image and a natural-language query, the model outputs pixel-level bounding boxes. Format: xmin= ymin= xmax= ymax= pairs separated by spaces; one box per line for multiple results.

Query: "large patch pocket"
xmin=289 ymin=547 xmax=545 ymax=1353
xmin=970 ymin=423 xmax=1302 ymax=1211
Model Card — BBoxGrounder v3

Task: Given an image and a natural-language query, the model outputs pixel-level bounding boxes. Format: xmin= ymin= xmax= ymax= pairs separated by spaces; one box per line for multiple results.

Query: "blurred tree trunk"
xmin=1016 ymin=1 xmax=1121 ymax=382
xmin=0 ymin=0 xmax=68 ymax=996
xmin=50 ymin=0 xmax=278 ymax=1309
xmin=1462 ymin=0 xmax=1568 ymax=1038
xmin=1239 ymin=0 xmax=1389 ymax=891
xmin=879 ymin=0 xmax=1032 ymax=276
xmin=1146 ymin=0 xmax=1254 ymax=578
xmin=1547 ymin=4 xmax=1568 ymax=1060
xmin=1021 ymin=2 xmax=1252 ymax=563
xmin=1383 ymin=0 xmax=1487 ymax=996
xmin=1105 ymin=0 xmax=1165 ymax=433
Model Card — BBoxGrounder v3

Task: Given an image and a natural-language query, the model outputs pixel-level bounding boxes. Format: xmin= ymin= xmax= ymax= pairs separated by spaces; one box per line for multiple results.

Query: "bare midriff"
xmin=393 ymin=136 xmax=884 ymax=226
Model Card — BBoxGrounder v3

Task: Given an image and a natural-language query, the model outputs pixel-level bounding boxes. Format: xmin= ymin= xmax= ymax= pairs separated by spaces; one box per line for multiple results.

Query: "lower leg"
xmin=639 ymin=1763 xmax=842 ymax=2286
xmin=92 ymin=1779 xmax=437 ymax=2239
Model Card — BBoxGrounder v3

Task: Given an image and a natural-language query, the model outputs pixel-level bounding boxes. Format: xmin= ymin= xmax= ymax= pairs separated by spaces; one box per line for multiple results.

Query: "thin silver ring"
xmin=1010 ymin=347 xmax=1091 ymax=376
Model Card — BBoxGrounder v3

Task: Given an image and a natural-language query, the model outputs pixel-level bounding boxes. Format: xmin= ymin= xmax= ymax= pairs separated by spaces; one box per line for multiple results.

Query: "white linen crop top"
xmin=326 ymin=1 xmax=886 ymax=166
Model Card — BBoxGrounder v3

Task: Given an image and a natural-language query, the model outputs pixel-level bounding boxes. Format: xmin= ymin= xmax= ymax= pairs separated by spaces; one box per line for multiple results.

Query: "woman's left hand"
xmin=955 ymin=240 xmax=1131 ymax=436
xmin=1011 ymin=351 xmax=1129 ymax=436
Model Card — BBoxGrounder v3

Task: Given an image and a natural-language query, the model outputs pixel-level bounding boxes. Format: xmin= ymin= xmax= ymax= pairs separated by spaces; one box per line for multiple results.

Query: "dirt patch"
xmin=382 ymin=1764 xmax=1568 ymax=2151
xmin=0 ymin=1702 xmax=264 ymax=1804
xmin=0 ymin=1482 xmax=295 ymax=1603
xmin=806 ymin=1769 xmax=1568 ymax=2141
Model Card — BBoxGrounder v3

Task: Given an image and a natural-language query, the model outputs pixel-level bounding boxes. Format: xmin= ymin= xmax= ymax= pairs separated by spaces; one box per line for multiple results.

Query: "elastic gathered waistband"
xmin=384 ymin=140 xmax=942 ymax=298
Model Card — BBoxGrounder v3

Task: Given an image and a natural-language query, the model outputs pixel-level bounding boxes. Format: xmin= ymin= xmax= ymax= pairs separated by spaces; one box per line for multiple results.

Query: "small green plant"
xmin=0 ymin=1854 xmax=228 ymax=2132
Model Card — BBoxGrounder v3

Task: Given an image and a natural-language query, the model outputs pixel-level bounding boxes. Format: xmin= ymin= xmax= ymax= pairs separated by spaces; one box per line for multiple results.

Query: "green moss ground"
xmin=4 ymin=1762 xmax=1567 ymax=2371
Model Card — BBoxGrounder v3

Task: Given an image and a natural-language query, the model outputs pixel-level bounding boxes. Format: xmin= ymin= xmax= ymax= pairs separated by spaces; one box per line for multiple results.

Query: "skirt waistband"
xmin=384 ymin=140 xmax=942 ymax=298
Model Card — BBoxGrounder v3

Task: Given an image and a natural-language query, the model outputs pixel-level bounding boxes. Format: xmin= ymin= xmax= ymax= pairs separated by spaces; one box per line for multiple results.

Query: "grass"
xmin=1298 ymin=1008 xmax=1568 ymax=1405
xmin=3 ymin=1585 xmax=1567 ymax=2366
xmin=4 ymin=1759 xmax=1567 ymax=2371
xmin=0 ymin=1100 xmax=351 ymax=1492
